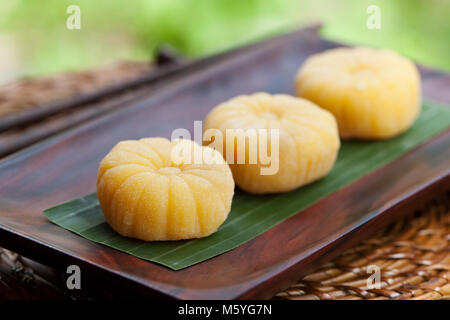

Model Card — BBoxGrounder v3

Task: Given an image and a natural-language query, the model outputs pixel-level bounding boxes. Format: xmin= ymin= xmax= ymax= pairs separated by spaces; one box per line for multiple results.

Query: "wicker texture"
xmin=275 ymin=194 xmax=450 ymax=300
xmin=0 ymin=61 xmax=150 ymax=117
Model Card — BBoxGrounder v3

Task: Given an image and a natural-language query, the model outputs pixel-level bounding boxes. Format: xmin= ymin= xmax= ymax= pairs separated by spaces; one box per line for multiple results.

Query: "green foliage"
xmin=1 ymin=0 xmax=449 ymax=76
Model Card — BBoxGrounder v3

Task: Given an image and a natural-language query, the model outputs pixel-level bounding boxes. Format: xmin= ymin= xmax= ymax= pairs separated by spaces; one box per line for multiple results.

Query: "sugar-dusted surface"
xmin=96 ymin=138 xmax=234 ymax=241
xmin=296 ymin=47 xmax=421 ymax=139
xmin=204 ymin=93 xmax=340 ymax=194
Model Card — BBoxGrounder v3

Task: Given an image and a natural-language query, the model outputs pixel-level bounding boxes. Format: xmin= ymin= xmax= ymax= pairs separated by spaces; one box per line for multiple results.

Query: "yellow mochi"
xmin=96 ymin=138 xmax=234 ymax=241
xmin=203 ymin=93 xmax=340 ymax=194
xmin=295 ymin=47 xmax=421 ymax=139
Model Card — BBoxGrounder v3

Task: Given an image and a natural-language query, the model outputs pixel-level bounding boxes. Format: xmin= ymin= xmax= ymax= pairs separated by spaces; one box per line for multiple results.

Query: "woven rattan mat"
xmin=0 ymin=61 xmax=151 ymax=118
xmin=275 ymin=194 xmax=450 ymax=300
xmin=0 ymin=62 xmax=449 ymax=300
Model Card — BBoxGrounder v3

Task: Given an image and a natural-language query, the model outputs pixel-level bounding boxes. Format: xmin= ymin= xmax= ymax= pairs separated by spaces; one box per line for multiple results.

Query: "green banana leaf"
xmin=44 ymin=102 xmax=450 ymax=270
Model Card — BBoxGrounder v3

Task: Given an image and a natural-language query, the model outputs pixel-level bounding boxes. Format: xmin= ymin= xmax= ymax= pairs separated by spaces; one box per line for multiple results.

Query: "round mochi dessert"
xmin=203 ymin=93 xmax=340 ymax=194
xmin=295 ymin=47 xmax=421 ymax=139
xmin=96 ymin=138 xmax=234 ymax=241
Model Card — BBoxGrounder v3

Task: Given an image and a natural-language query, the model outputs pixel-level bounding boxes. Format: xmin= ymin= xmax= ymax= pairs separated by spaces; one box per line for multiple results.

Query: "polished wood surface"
xmin=0 ymin=27 xmax=449 ymax=299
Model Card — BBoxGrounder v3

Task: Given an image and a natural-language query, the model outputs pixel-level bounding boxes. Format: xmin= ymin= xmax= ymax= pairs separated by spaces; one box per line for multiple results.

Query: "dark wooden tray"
xmin=0 ymin=27 xmax=449 ymax=299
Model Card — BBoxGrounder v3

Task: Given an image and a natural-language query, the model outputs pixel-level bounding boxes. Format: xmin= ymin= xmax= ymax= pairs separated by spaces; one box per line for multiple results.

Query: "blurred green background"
xmin=0 ymin=0 xmax=449 ymax=83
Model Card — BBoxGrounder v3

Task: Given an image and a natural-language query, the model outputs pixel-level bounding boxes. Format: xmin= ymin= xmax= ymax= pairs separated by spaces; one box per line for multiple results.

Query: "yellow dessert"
xmin=295 ymin=47 xmax=421 ymax=139
xmin=203 ymin=92 xmax=340 ymax=194
xmin=96 ymin=138 xmax=234 ymax=241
